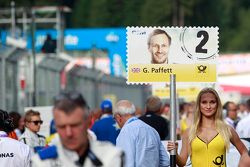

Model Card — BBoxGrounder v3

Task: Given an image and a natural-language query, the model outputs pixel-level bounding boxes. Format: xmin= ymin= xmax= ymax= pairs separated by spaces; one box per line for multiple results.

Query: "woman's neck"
xmin=201 ymin=116 xmax=215 ymax=128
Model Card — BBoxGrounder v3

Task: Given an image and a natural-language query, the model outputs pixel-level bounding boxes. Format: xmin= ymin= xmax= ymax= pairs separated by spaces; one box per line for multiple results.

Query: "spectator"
xmin=237 ymin=102 xmax=248 ymax=119
xmin=236 ymin=99 xmax=250 ymax=140
xmin=91 ymin=100 xmax=120 ymax=145
xmin=114 ymin=100 xmax=170 ymax=167
xmin=161 ymin=103 xmax=170 ymax=121
xmin=180 ymin=102 xmax=194 ymax=136
xmin=0 ymin=109 xmax=31 ymax=167
xmin=9 ymin=111 xmax=25 ymax=139
xmin=224 ymin=101 xmax=240 ymax=128
xmin=139 ymin=96 xmax=169 ymax=140
xmin=32 ymin=91 xmax=124 ymax=167
xmin=19 ymin=110 xmax=46 ymax=152
xmin=41 ymin=34 xmax=56 ymax=53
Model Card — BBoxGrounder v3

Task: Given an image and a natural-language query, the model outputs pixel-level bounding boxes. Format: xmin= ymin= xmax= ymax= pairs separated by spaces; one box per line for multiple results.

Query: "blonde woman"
xmin=167 ymin=88 xmax=247 ymax=167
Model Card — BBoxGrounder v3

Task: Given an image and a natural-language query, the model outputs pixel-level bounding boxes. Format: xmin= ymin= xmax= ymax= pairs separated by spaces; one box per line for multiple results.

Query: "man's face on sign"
xmin=149 ymin=34 xmax=170 ymax=64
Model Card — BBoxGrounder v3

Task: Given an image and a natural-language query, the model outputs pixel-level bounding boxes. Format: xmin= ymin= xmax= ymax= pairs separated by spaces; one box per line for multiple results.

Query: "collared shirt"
xmin=236 ymin=113 xmax=250 ymax=138
xmin=116 ymin=117 xmax=170 ymax=167
xmin=224 ymin=117 xmax=237 ymax=129
xmin=0 ymin=131 xmax=31 ymax=167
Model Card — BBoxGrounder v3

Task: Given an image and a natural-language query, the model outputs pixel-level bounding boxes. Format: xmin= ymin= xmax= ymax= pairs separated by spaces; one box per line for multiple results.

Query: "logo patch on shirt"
xmin=213 ymin=155 xmax=224 ymax=166
xmin=0 ymin=153 xmax=14 ymax=158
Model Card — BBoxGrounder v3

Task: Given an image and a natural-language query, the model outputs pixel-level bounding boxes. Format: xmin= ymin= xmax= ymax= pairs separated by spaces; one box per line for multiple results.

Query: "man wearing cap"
xmin=91 ymin=100 xmax=120 ymax=145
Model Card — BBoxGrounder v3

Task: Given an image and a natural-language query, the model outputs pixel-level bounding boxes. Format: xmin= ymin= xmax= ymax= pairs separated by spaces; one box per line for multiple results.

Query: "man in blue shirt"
xmin=92 ymin=100 xmax=120 ymax=145
xmin=114 ymin=100 xmax=170 ymax=167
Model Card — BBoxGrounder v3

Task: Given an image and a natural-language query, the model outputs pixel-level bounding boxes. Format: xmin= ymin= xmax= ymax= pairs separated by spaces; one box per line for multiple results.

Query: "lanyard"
xmin=127 ymin=117 xmax=138 ymax=124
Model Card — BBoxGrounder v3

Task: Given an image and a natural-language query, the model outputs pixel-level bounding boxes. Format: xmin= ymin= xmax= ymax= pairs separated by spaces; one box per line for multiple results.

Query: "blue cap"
xmin=101 ymin=100 xmax=112 ymax=111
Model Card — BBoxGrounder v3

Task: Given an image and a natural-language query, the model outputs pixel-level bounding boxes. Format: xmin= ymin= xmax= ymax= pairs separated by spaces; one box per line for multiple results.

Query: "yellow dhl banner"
xmin=127 ymin=64 xmax=216 ymax=83
xmin=153 ymin=87 xmax=201 ymax=101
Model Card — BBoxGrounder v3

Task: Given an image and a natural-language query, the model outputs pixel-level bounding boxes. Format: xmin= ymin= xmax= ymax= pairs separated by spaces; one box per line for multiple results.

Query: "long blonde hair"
xmin=189 ymin=88 xmax=232 ymax=150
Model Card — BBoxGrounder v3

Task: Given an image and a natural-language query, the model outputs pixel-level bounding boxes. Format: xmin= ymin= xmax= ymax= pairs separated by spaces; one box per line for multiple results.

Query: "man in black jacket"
xmin=139 ymin=96 xmax=169 ymax=140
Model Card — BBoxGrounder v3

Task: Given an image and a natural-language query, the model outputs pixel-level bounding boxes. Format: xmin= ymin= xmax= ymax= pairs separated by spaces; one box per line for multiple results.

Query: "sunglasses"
xmin=54 ymin=91 xmax=89 ymax=109
xmin=30 ymin=120 xmax=43 ymax=125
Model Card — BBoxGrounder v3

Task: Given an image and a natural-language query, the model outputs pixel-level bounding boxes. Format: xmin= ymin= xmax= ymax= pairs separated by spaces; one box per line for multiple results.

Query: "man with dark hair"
xmin=0 ymin=110 xmax=31 ymax=167
xmin=41 ymin=34 xmax=56 ymax=53
xmin=148 ymin=29 xmax=171 ymax=64
xmin=9 ymin=111 xmax=25 ymax=139
xmin=224 ymin=101 xmax=240 ymax=129
xmin=91 ymin=100 xmax=120 ymax=145
xmin=139 ymin=96 xmax=170 ymax=140
xmin=32 ymin=92 xmax=124 ymax=167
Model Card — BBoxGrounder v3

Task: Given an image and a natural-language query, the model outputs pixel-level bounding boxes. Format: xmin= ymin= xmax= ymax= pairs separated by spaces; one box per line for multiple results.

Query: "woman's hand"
xmin=167 ymin=141 xmax=178 ymax=152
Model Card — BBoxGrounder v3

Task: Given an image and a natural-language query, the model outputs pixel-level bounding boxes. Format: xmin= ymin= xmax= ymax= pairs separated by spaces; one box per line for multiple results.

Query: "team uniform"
xmin=0 ymin=131 xmax=31 ymax=167
xmin=32 ymin=135 xmax=124 ymax=167
xmin=19 ymin=128 xmax=46 ymax=154
xmin=191 ymin=133 xmax=226 ymax=167
xmin=19 ymin=128 xmax=46 ymax=152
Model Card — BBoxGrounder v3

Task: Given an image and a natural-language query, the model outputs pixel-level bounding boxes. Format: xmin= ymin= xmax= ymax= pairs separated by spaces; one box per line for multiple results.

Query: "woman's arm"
xmin=230 ymin=127 xmax=247 ymax=155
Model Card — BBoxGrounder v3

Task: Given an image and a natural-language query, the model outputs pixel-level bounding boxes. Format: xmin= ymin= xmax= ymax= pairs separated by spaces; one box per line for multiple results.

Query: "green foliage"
xmin=139 ymin=0 xmax=172 ymax=26
xmin=1 ymin=0 xmax=250 ymax=52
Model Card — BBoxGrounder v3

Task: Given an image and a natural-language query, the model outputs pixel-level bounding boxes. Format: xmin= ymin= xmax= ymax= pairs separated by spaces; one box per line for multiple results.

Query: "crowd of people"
xmin=0 ymin=87 xmax=250 ymax=166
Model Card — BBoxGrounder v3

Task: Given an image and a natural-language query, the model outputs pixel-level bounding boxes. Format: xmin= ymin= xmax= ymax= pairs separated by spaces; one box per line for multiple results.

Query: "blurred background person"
xmin=19 ymin=110 xmax=46 ymax=152
xmin=224 ymin=101 xmax=241 ymax=129
xmin=135 ymin=107 xmax=144 ymax=117
xmin=140 ymin=96 xmax=169 ymax=140
xmin=0 ymin=109 xmax=31 ymax=167
xmin=237 ymin=102 xmax=248 ymax=120
xmin=91 ymin=100 xmax=120 ymax=145
xmin=89 ymin=108 xmax=102 ymax=128
xmin=161 ymin=102 xmax=170 ymax=121
xmin=180 ymin=102 xmax=194 ymax=136
xmin=9 ymin=111 xmax=25 ymax=139
xmin=41 ymin=34 xmax=56 ymax=53
xmin=114 ymin=100 xmax=169 ymax=167
xmin=236 ymin=99 xmax=250 ymax=141
xmin=32 ymin=91 xmax=124 ymax=167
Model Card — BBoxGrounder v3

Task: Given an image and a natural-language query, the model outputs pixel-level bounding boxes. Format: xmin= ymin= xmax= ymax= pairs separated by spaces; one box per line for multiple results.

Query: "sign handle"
xmin=170 ymin=74 xmax=177 ymax=167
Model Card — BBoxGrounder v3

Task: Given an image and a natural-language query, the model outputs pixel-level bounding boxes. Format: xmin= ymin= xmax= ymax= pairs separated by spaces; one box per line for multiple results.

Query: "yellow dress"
xmin=191 ymin=134 xmax=226 ymax=167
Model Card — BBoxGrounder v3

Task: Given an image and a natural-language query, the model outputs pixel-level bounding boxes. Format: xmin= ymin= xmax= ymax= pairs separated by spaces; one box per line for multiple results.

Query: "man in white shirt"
xmin=0 ymin=109 xmax=31 ymax=167
xmin=236 ymin=99 xmax=250 ymax=140
xmin=224 ymin=101 xmax=240 ymax=129
xmin=19 ymin=110 xmax=46 ymax=153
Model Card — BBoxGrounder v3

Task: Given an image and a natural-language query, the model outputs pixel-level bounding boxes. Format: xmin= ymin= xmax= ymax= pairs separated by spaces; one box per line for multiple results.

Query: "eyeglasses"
xmin=30 ymin=120 xmax=43 ymax=125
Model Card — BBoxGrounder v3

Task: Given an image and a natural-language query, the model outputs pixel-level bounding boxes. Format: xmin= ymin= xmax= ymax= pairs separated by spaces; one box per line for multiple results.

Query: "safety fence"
xmin=0 ymin=44 xmax=149 ymax=113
